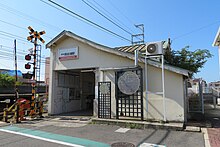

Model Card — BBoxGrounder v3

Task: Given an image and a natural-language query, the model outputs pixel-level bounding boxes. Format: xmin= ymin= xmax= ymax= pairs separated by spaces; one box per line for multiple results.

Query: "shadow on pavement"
xmin=187 ymin=104 xmax=220 ymax=128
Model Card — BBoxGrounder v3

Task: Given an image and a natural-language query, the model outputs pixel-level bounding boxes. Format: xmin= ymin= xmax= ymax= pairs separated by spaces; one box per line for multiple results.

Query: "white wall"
xmin=146 ymin=65 xmax=185 ymax=122
xmin=101 ymin=65 xmax=185 ymax=122
xmin=53 ymin=38 xmax=134 ymax=70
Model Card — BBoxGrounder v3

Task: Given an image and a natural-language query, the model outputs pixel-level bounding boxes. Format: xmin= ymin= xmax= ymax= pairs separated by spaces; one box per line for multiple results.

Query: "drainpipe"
xmin=135 ymin=50 xmax=139 ymax=67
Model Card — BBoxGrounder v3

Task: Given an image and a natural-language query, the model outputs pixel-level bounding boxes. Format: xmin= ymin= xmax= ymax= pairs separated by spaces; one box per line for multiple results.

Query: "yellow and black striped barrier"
xmin=3 ymin=99 xmax=44 ymax=123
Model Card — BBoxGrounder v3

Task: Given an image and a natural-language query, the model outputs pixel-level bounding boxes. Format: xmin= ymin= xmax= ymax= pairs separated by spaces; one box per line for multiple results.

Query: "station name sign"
xmin=59 ymin=47 xmax=79 ymax=61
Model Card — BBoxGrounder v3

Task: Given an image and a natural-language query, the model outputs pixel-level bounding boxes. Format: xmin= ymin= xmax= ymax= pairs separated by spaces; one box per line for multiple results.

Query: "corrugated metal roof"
xmin=114 ymin=44 xmax=146 ymax=53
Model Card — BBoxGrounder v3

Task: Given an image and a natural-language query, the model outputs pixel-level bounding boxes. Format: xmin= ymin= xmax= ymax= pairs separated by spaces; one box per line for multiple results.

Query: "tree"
xmin=0 ymin=73 xmax=16 ymax=87
xmin=164 ymin=46 xmax=213 ymax=77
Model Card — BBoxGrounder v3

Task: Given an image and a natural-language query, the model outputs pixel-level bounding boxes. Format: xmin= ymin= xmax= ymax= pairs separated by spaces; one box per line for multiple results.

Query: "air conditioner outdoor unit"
xmin=146 ymin=41 xmax=164 ymax=56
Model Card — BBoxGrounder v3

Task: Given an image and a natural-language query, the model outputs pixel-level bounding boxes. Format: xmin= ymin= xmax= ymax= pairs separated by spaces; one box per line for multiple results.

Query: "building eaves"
xmin=213 ymin=27 xmax=220 ymax=46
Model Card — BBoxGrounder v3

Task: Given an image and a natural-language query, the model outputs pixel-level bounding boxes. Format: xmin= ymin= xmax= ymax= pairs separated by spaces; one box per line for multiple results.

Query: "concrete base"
xmin=185 ymin=126 xmax=201 ymax=132
xmin=92 ymin=118 xmax=184 ymax=131
xmin=217 ymin=98 xmax=220 ymax=105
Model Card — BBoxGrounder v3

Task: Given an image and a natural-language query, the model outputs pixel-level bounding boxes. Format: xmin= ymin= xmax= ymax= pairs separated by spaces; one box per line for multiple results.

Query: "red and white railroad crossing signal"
xmin=23 ymin=26 xmax=45 ymax=79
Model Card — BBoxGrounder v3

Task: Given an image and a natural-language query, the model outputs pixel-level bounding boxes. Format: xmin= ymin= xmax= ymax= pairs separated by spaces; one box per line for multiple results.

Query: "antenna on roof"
xmin=132 ymin=24 xmax=144 ymax=45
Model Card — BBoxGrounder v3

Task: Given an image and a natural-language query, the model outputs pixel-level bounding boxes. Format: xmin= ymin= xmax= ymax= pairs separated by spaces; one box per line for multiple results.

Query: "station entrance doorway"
xmin=56 ymin=68 xmax=95 ymax=116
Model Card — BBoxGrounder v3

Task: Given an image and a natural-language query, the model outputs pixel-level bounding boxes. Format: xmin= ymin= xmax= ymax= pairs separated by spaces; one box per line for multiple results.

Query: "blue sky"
xmin=0 ymin=0 xmax=219 ymax=82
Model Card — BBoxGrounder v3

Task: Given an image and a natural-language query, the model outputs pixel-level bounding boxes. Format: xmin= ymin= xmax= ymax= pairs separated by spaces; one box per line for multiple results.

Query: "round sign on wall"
xmin=118 ymin=71 xmax=140 ymax=95
xmin=99 ymin=83 xmax=110 ymax=95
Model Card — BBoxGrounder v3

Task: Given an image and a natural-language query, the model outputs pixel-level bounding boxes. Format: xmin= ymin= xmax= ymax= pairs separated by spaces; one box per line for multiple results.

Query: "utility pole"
xmin=132 ymin=24 xmax=144 ymax=67
xmin=132 ymin=24 xmax=144 ymax=45
xmin=14 ymin=39 xmax=19 ymax=123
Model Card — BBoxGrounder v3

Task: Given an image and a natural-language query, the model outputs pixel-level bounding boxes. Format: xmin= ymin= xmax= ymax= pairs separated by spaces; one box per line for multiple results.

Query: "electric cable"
xmin=90 ymin=0 xmax=135 ymax=33
xmin=107 ymin=0 xmax=136 ymax=26
xmin=40 ymin=0 xmax=131 ymax=43
xmin=172 ymin=20 xmax=220 ymax=41
xmin=0 ymin=2 xmax=61 ymax=32
xmin=0 ymin=19 xmax=53 ymax=39
xmin=82 ymin=0 xmax=132 ymax=35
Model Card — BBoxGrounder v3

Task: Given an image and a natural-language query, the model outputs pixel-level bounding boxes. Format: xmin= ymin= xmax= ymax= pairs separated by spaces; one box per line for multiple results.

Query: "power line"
xmin=0 ymin=35 xmax=29 ymax=45
xmin=0 ymin=30 xmax=26 ymax=40
xmin=0 ymin=59 xmax=11 ymax=68
xmin=0 ymin=44 xmax=47 ymax=61
xmin=0 ymin=30 xmax=30 ymax=44
xmin=90 ymin=0 xmax=135 ymax=33
xmin=87 ymin=0 xmax=142 ymax=41
xmin=0 ymin=44 xmax=26 ymax=53
xmin=0 ymin=2 xmax=61 ymax=33
xmin=107 ymin=0 xmax=136 ymax=26
xmin=81 ymin=0 xmax=132 ymax=35
xmin=0 ymin=19 xmax=53 ymax=39
xmin=0 ymin=49 xmax=24 ymax=57
xmin=0 ymin=19 xmax=26 ymax=31
xmin=0 ymin=30 xmax=44 ymax=47
xmin=0 ymin=53 xmax=46 ymax=64
xmin=40 ymin=0 xmax=131 ymax=43
xmin=172 ymin=20 xmax=220 ymax=41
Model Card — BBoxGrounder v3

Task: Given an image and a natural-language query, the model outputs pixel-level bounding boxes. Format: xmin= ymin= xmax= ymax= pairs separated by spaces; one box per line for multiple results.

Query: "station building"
xmin=46 ymin=30 xmax=189 ymax=122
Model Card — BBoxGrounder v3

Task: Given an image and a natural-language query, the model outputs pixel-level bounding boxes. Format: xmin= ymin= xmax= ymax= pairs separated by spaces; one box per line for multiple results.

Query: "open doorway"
xmin=55 ymin=69 xmax=95 ymax=117
xmin=80 ymin=71 xmax=95 ymax=115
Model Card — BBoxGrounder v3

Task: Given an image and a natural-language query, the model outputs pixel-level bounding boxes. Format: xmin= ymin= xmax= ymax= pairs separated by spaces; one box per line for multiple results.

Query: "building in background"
xmin=0 ymin=69 xmax=23 ymax=77
xmin=209 ymin=81 xmax=220 ymax=92
xmin=188 ymin=78 xmax=207 ymax=94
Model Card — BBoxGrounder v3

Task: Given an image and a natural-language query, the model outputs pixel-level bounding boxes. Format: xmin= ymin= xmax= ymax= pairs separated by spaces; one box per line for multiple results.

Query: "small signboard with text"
xmin=59 ymin=47 xmax=79 ymax=61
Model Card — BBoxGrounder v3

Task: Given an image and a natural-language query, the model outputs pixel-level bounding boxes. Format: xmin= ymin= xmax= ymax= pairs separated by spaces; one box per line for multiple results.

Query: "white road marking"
xmin=0 ymin=128 xmax=84 ymax=147
xmin=139 ymin=143 xmax=166 ymax=147
xmin=115 ymin=128 xmax=130 ymax=133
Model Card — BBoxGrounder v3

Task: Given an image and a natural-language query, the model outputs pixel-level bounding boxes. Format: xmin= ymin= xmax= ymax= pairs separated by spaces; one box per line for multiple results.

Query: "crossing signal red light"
xmin=25 ymin=63 xmax=31 ymax=69
xmin=25 ymin=54 xmax=31 ymax=60
xmin=22 ymin=73 xmax=33 ymax=79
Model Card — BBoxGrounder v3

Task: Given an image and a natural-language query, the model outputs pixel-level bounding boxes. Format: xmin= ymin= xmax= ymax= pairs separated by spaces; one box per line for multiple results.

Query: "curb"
xmin=92 ymin=118 xmax=184 ymax=131
xmin=0 ymin=122 xmax=11 ymax=127
xmin=201 ymin=128 xmax=211 ymax=147
xmin=184 ymin=126 xmax=201 ymax=132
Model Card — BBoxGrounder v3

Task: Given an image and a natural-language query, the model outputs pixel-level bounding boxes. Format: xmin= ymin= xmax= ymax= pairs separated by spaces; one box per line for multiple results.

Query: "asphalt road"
xmin=0 ymin=118 xmax=205 ymax=147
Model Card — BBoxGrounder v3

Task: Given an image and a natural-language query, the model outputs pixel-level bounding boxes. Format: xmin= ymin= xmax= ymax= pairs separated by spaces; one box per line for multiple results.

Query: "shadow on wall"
xmin=105 ymin=71 xmax=116 ymax=117
xmin=104 ymin=71 xmax=115 ymax=83
xmin=146 ymin=100 xmax=164 ymax=121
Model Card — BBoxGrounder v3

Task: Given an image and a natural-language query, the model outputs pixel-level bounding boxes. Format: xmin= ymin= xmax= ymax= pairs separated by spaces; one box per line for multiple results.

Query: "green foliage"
xmin=15 ymin=81 xmax=23 ymax=86
xmin=164 ymin=46 xmax=213 ymax=77
xmin=0 ymin=73 xmax=16 ymax=87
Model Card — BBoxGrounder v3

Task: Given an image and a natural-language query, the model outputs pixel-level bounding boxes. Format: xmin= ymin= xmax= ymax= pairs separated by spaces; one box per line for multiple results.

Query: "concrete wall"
xmin=48 ymin=36 xmax=185 ymax=122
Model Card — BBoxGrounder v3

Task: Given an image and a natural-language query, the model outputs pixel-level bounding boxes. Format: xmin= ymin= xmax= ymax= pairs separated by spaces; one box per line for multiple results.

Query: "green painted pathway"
xmin=0 ymin=126 xmax=110 ymax=147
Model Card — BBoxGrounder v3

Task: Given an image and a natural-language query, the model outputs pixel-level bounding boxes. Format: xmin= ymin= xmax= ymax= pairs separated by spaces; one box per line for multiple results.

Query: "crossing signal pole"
xmin=26 ymin=26 xmax=45 ymax=118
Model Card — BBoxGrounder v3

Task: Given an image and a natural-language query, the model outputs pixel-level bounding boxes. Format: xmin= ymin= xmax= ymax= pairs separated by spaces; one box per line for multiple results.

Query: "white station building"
xmin=46 ymin=30 xmax=190 ymax=122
